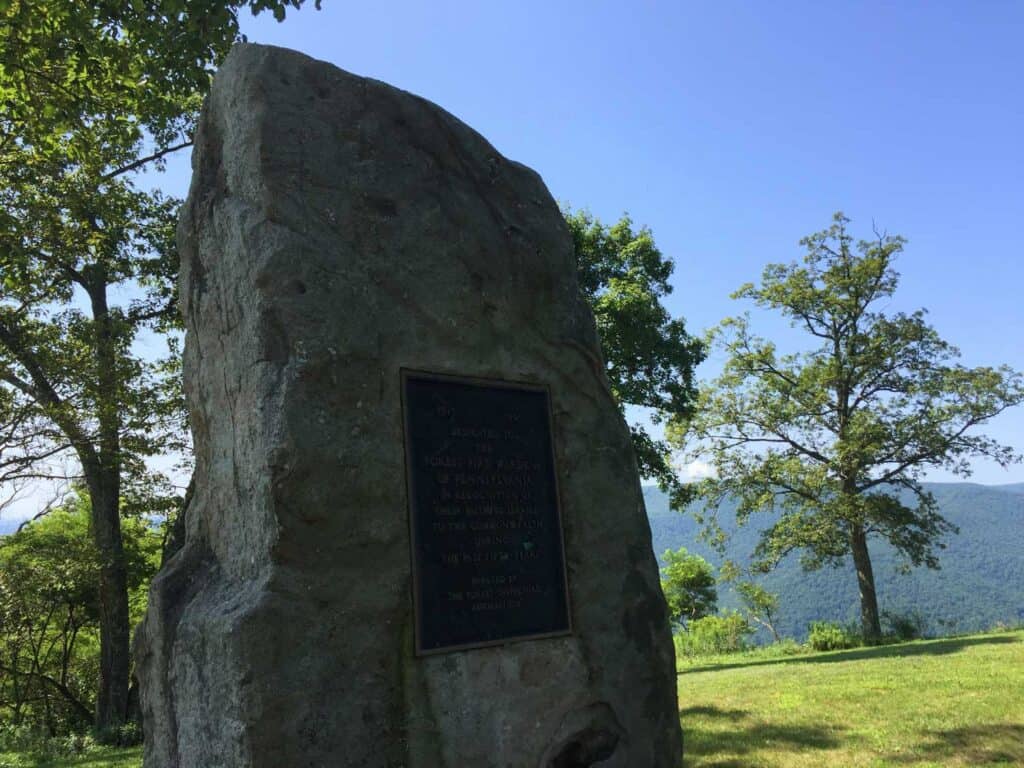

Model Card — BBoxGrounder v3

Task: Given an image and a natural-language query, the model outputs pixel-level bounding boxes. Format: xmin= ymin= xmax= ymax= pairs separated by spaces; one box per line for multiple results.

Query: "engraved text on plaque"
xmin=402 ymin=370 xmax=571 ymax=654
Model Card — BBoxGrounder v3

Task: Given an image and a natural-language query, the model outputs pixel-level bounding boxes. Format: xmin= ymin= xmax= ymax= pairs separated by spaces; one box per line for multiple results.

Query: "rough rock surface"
xmin=135 ymin=43 xmax=682 ymax=768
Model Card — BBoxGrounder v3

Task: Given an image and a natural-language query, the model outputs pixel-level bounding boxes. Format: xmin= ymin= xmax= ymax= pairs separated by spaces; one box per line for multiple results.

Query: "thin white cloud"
xmin=675 ymin=459 xmax=716 ymax=481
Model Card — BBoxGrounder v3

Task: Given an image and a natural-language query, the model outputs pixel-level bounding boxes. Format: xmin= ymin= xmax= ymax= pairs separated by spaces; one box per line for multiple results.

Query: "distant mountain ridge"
xmin=644 ymin=481 xmax=1024 ymax=640
xmin=5 ymin=482 xmax=1021 ymax=640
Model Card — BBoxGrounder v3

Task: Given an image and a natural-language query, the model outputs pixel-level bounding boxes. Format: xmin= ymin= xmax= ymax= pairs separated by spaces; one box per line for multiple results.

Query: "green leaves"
xmin=0 ymin=0 xmax=319 ymax=496
xmin=0 ymin=0 xmax=317 ymax=729
xmin=564 ymin=207 xmax=705 ymax=503
xmin=0 ymin=493 xmax=162 ymax=731
xmin=660 ymin=546 xmax=717 ymax=627
xmin=1 ymin=0 xmax=318 ymax=171
xmin=671 ymin=213 xmax=1024 ymax=639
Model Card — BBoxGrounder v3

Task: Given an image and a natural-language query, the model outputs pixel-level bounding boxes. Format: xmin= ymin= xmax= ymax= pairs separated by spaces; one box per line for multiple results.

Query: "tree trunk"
xmin=850 ymin=523 xmax=882 ymax=642
xmin=765 ymin=611 xmax=781 ymax=644
xmin=86 ymin=274 xmax=131 ymax=736
xmin=88 ymin=470 xmax=131 ymax=735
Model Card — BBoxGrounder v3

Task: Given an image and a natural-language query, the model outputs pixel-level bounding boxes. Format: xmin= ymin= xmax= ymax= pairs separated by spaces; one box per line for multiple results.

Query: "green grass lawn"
xmin=679 ymin=630 xmax=1024 ymax=767
xmin=0 ymin=747 xmax=140 ymax=768
xmin=3 ymin=631 xmax=1020 ymax=767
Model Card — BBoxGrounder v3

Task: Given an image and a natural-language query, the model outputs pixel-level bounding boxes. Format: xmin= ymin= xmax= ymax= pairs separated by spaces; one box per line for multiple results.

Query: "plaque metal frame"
xmin=400 ymin=368 xmax=573 ymax=656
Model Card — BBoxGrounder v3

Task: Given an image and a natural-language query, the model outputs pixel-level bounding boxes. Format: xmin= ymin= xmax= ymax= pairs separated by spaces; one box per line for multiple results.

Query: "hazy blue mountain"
xmin=5 ymin=483 xmax=1020 ymax=642
xmin=644 ymin=482 xmax=1024 ymax=641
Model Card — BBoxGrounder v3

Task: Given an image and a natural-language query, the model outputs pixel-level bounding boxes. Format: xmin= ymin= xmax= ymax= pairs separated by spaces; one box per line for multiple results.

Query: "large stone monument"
xmin=136 ymin=44 xmax=682 ymax=767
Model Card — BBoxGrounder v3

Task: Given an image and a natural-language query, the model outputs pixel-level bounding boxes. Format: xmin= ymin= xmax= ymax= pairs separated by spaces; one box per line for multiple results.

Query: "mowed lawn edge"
xmin=0 ymin=746 xmax=141 ymax=768
xmin=2 ymin=632 xmax=1021 ymax=767
xmin=678 ymin=630 xmax=1024 ymax=767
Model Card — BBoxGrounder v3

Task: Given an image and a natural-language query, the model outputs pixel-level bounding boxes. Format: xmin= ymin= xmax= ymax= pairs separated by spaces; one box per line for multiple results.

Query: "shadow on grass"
xmin=885 ymin=723 xmax=1024 ymax=765
xmin=680 ymin=704 xmax=843 ymax=767
xmin=681 ymin=705 xmax=750 ymax=722
xmin=680 ymin=633 xmax=1019 ymax=675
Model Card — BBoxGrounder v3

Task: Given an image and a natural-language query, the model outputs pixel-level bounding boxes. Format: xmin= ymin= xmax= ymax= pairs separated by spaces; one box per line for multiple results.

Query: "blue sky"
xmin=167 ymin=2 xmax=1022 ymax=484
xmin=4 ymin=3 xmax=1020 ymax=525
xmin=4 ymin=1 xmax=1019 ymax=528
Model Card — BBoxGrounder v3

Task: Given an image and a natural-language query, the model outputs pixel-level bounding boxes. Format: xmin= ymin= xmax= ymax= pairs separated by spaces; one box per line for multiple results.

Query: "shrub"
xmin=0 ymin=724 xmax=99 ymax=761
xmin=807 ymin=621 xmax=860 ymax=651
xmin=882 ymin=610 xmax=927 ymax=641
xmin=660 ymin=547 xmax=717 ymax=626
xmin=95 ymin=721 xmax=143 ymax=747
xmin=677 ymin=611 xmax=754 ymax=657
xmin=771 ymin=638 xmax=806 ymax=656
xmin=987 ymin=620 xmax=1024 ymax=634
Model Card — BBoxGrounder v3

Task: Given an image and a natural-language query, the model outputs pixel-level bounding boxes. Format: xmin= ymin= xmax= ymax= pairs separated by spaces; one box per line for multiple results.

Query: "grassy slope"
xmin=679 ymin=630 xmax=1024 ymax=767
xmin=4 ymin=633 xmax=1020 ymax=767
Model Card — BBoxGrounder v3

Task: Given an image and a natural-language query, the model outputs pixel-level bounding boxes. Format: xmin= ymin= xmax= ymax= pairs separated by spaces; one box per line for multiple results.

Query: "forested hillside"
xmin=4 ymin=481 xmax=1020 ymax=644
xmin=646 ymin=482 xmax=1024 ymax=640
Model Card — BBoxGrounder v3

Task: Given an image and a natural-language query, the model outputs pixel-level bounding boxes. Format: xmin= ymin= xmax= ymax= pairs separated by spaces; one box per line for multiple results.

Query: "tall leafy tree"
xmin=0 ymin=0 xmax=315 ymax=732
xmin=565 ymin=209 xmax=705 ymax=506
xmin=671 ymin=213 xmax=1024 ymax=641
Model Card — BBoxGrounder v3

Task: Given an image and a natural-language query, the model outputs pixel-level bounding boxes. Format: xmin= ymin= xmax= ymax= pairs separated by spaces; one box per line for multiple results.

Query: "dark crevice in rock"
xmin=546 ymin=726 xmax=620 ymax=767
xmin=540 ymin=702 xmax=624 ymax=768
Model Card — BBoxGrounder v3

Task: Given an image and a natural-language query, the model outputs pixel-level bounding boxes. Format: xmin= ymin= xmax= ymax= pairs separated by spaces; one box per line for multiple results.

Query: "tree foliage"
xmin=1 ymin=0 xmax=315 ymax=153
xmin=734 ymin=581 xmax=781 ymax=643
xmin=675 ymin=611 xmax=753 ymax=656
xmin=659 ymin=547 xmax=717 ymax=627
xmin=670 ymin=213 xmax=1024 ymax=641
xmin=0 ymin=495 xmax=161 ymax=735
xmin=719 ymin=559 xmax=781 ymax=642
xmin=565 ymin=209 xmax=705 ymax=504
xmin=0 ymin=0 xmax=315 ymax=731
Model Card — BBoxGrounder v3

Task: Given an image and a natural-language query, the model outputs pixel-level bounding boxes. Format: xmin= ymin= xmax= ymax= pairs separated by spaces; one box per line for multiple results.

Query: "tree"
xmin=0 ymin=0 xmax=315 ymax=732
xmin=659 ymin=547 xmax=717 ymax=627
xmin=735 ymin=581 xmax=780 ymax=643
xmin=670 ymin=213 xmax=1024 ymax=642
xmin=565 ymin=209 xmax=705 ymax=505
xmin=719 ymin=560 xmax=781 ymax=643
xmin=0 ymin=494 xmax=161 ymax=735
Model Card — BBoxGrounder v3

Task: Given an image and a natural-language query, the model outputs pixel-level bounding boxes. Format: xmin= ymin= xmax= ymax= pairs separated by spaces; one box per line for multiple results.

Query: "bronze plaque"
xmin=402 ymin=370 xmax=571 ymax=655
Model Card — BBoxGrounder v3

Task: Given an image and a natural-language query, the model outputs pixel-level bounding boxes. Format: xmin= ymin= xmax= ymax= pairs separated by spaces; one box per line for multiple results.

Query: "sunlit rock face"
xmin=135 ymin=43 xmax=681 ymax=768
